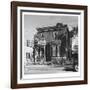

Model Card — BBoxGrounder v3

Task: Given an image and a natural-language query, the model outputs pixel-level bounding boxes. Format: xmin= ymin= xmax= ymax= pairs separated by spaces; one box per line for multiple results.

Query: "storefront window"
xmin=52 ymin=45 xmax=56 ymax=56
xmin=57 ymin=46 xmax=60 ymax=57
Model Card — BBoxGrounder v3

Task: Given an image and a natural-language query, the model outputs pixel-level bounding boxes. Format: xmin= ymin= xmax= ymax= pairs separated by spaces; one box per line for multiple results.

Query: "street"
xmin=24 ymin=64 xmax=72 ymax=74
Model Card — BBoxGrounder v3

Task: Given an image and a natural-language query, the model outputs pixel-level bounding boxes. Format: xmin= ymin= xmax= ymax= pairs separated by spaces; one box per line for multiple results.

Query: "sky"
xmin=24 ymin=14 xmax=78 ymax=41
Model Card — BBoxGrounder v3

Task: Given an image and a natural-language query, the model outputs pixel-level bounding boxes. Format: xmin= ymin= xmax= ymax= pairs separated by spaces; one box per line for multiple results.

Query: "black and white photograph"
xmin=24 ymin=15 xmax=78 ymax=75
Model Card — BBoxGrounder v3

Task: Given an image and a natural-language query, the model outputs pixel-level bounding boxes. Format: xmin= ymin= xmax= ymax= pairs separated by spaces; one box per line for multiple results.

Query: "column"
xmin=38 ymin=47 xmax=40 ymax=58
xmin=44 ymin=45 xmax=46 ymax=62
xmin=56 ymin=45 xmax=57 ymax=57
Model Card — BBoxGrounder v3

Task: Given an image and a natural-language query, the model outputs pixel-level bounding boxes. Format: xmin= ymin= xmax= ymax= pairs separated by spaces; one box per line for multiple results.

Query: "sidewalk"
xmin=24 ymin=64 xmax=66 ymax=74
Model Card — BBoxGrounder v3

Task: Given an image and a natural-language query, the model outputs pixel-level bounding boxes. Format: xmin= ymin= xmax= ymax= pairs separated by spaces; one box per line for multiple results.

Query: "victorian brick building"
xmin=33 ymin=23 xmax=72 ymax=64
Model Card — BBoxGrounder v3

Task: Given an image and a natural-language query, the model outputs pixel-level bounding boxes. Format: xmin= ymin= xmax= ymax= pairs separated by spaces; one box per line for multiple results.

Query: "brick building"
xmin=33 ymin=23 xmax=72 ymax=65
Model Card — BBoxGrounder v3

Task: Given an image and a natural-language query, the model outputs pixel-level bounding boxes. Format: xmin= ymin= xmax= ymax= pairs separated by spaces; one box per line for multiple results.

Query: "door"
xmin=45 ymin=43 xmax=51 ymax=62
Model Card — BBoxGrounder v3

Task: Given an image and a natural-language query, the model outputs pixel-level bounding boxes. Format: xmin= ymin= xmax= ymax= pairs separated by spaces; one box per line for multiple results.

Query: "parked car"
xmin=64 ymin=50 xmax=78 ymax=72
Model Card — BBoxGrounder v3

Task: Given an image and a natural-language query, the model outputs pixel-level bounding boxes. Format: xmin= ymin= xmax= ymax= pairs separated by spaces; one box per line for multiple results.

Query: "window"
xmin=52 ymin=45 xmax=56 ymax=56
xmin=26 ymin=53 xmax=30 ymax=59
xmin=27 ymin=40 xmax=30 ymax=47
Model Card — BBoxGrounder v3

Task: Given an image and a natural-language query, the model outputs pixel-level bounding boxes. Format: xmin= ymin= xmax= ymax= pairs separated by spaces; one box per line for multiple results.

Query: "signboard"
xmin=38 ymin=39 xmax=46 ymax=45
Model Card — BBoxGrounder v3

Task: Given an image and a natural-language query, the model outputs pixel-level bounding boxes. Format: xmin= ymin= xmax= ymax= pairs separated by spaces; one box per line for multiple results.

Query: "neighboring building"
xmin=71 ymin=27 xmax=78 ymax=53
xmin=33 ymin=23 xmax=72 ymax=64
xmin=24 ymin=40 xmax=34 ymax=65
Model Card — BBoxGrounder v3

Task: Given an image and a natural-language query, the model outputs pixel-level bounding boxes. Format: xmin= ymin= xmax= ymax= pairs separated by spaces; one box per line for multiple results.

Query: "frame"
xmin=11 ymin=1 xmax=88 ymax=89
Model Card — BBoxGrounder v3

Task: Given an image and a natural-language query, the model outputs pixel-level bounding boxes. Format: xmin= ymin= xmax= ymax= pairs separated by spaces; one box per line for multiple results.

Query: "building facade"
xmin=33 ymin=23 xmax=72 ymax=65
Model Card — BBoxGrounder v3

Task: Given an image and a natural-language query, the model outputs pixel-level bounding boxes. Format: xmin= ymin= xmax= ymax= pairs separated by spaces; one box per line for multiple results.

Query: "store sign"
xmin=38 ymin=40 xmax=46 ymax=45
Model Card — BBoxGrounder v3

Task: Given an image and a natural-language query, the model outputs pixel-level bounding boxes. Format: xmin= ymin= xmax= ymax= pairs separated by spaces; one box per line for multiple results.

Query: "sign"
xmin=38 ymin=39 xmax=46 ymax=45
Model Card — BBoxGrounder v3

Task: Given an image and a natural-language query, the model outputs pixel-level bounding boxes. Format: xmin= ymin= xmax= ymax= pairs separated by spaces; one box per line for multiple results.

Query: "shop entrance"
xmin=45 ymin=43 xmax=51 ymax=62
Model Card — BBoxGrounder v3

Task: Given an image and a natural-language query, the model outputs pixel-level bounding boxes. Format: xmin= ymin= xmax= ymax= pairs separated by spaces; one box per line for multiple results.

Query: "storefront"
xmin=34 ymin=23 xmax=72 ymax=65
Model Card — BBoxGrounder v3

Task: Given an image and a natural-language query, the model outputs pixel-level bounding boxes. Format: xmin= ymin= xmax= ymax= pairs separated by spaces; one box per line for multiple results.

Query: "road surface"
xmin=24 ymin=64 xmax=72 ymax=74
